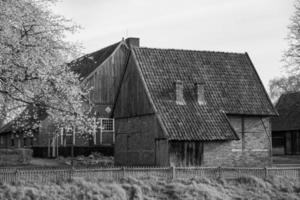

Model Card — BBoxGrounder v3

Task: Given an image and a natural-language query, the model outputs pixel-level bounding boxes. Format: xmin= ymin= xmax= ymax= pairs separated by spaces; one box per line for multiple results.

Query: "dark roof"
xmin=0 ymin=105 xmax=47 ymax=134
xmin=69 ymin=42 xmax=120 ymax=79
xmin=132 ymin=47 xmax=277 ymax=141
xmin=272 ymin=92 xmax=300 ymax=131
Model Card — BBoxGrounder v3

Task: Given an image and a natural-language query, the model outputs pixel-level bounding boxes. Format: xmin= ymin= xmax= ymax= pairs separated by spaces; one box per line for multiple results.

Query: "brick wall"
xmin=202 ymin=116 xmax=271 ymax=167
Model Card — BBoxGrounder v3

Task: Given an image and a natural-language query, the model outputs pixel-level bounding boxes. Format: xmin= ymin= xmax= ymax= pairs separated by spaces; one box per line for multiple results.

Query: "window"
xmin=98 ymin=118 xmax=115 ymax=144
xmin=23 ymin=138 xmax=27 ymax=146
xmin=88 ymin=134 xmax=94 ymax=146
xmin=102 ymin=119 xmax=114 ymax=131
xmin=11 ymin=136 xmax=14 ymax=147
xmin=62 ymin=127 xmax=74 ymax=146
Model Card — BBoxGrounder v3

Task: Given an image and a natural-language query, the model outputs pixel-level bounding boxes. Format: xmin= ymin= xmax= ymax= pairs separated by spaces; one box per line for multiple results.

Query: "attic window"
xmin=195 ymin=82 xmax=206 ymax=105
xmin=174 ymin=80 xmax=186 ymax=105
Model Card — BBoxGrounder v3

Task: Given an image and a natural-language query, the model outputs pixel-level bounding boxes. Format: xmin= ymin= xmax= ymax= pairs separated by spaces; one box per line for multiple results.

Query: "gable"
xmin=113 ymin=54 xmax=155 ymax=118
xmin=86 ymin=44 xmax=129 ymax=102
xmin=272 ymin=92 xmax=300 ymax=131
xmin=69 ymin=42 xmax=120 ymax=79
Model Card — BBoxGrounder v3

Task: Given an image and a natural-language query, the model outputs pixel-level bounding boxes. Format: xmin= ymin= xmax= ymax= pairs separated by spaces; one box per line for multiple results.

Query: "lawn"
xmin=0 ymin=175 xmax=299 ymax=200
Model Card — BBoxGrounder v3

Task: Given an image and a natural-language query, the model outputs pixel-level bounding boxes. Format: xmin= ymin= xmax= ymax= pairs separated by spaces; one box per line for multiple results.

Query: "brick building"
xmin=272 ymin=92 xmax=300 ymax=155
xmin=112 ymin=39 xmax=277 ymax=167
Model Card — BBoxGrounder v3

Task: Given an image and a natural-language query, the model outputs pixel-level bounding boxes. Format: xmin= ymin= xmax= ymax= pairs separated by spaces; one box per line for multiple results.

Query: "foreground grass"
xmin=0 ymin=175 xmax=299 ymax=200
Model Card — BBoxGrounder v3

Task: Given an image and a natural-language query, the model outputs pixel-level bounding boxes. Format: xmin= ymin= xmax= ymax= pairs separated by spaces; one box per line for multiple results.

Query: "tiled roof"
xmin=132 ymin=47 xmax=277 ymax=141
xmin=0 ymin=105 xmax=47 ymax=134
xmin=272 ymin=92 xmax=300 ymax=131
xmin=69 ymin=42 xmax=120 ymax=79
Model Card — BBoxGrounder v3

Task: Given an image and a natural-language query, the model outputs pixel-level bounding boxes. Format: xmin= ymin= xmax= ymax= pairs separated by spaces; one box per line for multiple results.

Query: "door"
xmin=285 ymin=131 xmax=300 ymax=155
xmin=155 ymin=139 xmax=169 ymax=166
xmin=115 ymin=133 xmax=128 ymax=165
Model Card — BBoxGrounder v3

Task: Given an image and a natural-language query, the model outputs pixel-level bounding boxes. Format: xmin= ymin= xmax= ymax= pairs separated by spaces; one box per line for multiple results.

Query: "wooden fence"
xmin=0 ymin=166 xmax=300 ymax=184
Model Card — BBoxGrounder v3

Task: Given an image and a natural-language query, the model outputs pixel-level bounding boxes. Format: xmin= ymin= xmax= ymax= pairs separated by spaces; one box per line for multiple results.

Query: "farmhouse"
xmin=0 ymin=38 xmax=277 ymax=166
xmin=112 ymin=39 xmax=277 ymax=167
xmin=272 ymin=92 xmax=300 ymax=155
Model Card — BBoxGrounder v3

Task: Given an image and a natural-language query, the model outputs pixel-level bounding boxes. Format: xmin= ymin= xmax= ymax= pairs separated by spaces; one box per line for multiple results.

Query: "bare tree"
xmin=270 ymin=0 xmax=300 ymax=100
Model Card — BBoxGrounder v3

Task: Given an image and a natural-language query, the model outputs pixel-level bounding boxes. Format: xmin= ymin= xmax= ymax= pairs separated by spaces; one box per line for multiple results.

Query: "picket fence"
xmin=0 ymin=166 xmax=300 ymax=184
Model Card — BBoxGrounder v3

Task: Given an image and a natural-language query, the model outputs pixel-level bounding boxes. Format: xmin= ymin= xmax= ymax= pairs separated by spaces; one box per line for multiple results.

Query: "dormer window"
xmin=174 ymin=80 xmax=186 ymax=105
xmin=195 ymin=82 xmax=206 ymax=105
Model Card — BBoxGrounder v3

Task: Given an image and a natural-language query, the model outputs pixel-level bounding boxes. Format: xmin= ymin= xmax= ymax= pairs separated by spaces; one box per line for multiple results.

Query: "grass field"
xmin=0 ymin=175 xmax=299 ymax=200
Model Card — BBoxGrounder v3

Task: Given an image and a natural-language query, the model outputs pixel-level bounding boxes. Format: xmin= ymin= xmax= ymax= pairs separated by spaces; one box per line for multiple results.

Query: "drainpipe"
xmin=260 ymin=118 xmax=272 ymax=165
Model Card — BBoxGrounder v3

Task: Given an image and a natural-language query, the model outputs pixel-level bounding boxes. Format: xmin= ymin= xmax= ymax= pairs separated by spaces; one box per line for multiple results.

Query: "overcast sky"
xmin=52 ymin=0 xmax=294 ymax=89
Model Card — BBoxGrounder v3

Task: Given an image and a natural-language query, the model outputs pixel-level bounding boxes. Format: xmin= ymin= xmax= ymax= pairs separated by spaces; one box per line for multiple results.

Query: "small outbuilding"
xmin=272 ymin=92 xmax=300 ymax=155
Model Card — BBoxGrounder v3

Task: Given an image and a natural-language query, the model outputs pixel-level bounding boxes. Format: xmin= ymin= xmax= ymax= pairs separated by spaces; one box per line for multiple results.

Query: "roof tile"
xmin=133 ymin=47 xmax=276 ymax=140
xmin=69 ymin=42 xmax=120 ymax=79
xmin=272 ymin=92 xmax=300 ymax=131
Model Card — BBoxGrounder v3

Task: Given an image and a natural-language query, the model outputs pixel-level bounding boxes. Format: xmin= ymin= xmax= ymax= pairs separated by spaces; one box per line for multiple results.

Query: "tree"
xmin=269 ymin=0 xmax=300 ymax=101
xmin=0 ymin=0 xmax=92 ymax=132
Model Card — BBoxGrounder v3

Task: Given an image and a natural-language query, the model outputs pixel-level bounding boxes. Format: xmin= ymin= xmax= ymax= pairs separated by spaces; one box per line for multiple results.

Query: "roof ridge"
xmin=71 ymin=41 xmax=121 ymax=63
xmin=133 ymin=46 xmax=246 ymax=55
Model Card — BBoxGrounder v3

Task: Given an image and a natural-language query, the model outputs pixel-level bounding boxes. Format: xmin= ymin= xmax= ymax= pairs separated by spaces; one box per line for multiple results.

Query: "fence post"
xmin=265 ymin=167 xmax=268 ymax=179
xmin=170 ymin=165 xmax=176 ymax=180
xmin=15 ymin=169 xmax=19 ymax=183
xmin=69 ymin=166 xmax=74 ymax=181
xmin=122 ymin=167 xmax=126 ymax=178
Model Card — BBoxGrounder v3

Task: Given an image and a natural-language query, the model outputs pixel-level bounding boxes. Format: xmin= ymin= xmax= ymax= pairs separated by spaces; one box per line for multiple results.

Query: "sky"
xmin=51 ymin=0 xmax=294 ymax=89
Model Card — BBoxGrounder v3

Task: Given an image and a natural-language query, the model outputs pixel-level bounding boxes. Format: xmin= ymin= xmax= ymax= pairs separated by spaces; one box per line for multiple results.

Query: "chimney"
xmin=125 ymin=37 xmax=140 ymax=48
xmin=195 ymin=82 xmax=206 ymax=105
xmin=174 ymin=80 xmax=185 ymax=105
